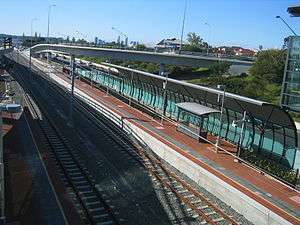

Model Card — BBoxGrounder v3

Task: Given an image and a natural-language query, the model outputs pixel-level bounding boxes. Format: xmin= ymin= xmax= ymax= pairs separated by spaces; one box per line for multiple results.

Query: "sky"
xmin=0 ymin=0 xmax=300 ymax=49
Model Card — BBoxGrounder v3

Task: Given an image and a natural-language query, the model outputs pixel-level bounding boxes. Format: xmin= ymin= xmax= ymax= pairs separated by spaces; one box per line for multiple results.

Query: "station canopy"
xmin=176 ymin=102 xmax=220 ymax=117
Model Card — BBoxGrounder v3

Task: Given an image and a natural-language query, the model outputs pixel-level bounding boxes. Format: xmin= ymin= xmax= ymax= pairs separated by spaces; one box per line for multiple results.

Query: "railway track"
xmin=39 ymin=62 xmax=241 ymax=225
xmin=72 ymin=95 xmax=240 ymax=225
xmin=21 ymin=82 xmax=120 ymax=224
xmin=7 ymin=53 xmax=244 ymax=225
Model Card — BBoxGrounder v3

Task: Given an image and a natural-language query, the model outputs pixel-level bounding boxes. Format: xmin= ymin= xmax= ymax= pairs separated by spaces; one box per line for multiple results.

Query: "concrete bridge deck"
xmin=31 ymin=44 xmax=253 ymax=67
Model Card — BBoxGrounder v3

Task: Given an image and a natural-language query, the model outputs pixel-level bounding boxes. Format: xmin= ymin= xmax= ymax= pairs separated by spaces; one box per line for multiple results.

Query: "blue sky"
xmin=1 ymin=0 xmax=299 ymax=49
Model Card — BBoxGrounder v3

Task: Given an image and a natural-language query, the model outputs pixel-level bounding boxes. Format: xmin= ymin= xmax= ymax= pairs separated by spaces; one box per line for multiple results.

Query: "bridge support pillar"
xmin=159 ymin=63 xmax=165 ymax=76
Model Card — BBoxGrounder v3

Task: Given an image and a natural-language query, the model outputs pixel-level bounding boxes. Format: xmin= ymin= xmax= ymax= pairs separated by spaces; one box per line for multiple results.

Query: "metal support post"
xmin=160 ymin=72 xmax=168 ymax=125
xmin=69 ymin=55 xmax=75 ymax=126
xmin=215 ymin=85 xmax=226 ymax=153
xmin=237 ymin=111 xmax=247 ymax=159
xmin=159 ymin=63 xmax=165 ymax=76
xmin=129 ymin=70 xmax=133 ymax=106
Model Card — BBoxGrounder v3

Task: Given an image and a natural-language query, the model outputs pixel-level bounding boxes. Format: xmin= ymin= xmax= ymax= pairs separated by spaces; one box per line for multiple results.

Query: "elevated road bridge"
xmin=31 ymin=44 xmax=253 ymax=75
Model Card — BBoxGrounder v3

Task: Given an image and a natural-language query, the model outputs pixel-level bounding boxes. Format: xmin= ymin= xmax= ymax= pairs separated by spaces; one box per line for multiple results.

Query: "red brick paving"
xmin=54 ymin=70 xmax=300 ymax=224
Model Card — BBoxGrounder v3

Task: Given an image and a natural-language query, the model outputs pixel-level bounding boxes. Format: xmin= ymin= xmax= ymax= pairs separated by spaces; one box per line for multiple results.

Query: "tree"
xmin=249 ymin=49 xmax=286 ymax=84
xmin=187 ymin=32 xmax=203 ymax=47
xmin=183 ymin=32 xmax=209 ymax=52
xmin=136 ymin=44 xmax=147 ymax=51
xmin=208 ymin=62 xmax=231 ymax=76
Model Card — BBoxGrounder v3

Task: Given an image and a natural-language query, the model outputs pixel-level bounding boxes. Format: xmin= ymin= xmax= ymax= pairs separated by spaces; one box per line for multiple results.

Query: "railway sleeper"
xmin=73 ymin=179 xmax=89 ymax=185
xmin=96 ymin=220 xmax=115 ymax=225
xmin=85 ymin=201 xmax=101 ymax=207
xmin=88 ymin=206 xmax=105 ymax=212
xmin=93 ymin=213 xmax=110 ymax=219
xmin=81 ymin=195 xmax=98 ymax=201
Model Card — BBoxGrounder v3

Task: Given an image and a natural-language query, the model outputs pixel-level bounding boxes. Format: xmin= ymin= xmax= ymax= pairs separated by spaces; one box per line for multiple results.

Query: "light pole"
xmin=179 ymin=0 xmax=188 ymax=54
xmin=47 ymin=4 xmax=56 ymax=44
xmin=275 ymin=16 xmax=297 ymax=35
xmin=47 ymin=4 xmax=56 ymax=62
xmin=215 ymin=85 xmax=226 ymax=153
xmin=112 ymin=27 xmax=128 ymax=48
xmin=204 ymin=22 xmax=211 ymax=54
xmin=30 ymin=18 xmax=38 ymax=72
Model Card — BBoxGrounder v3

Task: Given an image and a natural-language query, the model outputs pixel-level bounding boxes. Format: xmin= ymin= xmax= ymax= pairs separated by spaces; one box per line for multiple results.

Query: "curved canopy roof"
xmin=101 ymin=62 xmax=296 ymax=130
xmin=176 ymin=102 xmax=220 ymax=117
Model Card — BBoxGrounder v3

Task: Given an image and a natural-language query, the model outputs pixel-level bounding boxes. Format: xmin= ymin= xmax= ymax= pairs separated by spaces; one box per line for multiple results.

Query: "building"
xmin=94 ymin=37 xmax=98 ymax=45
xmin=155 ymin=38 xmax=184 ymax=52
xmin=216 ymin=46 xmax=256 ymax=57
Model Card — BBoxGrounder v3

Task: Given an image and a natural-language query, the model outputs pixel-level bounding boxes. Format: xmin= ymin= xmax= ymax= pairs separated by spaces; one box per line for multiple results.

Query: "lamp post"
xmin=275 ymin=16 xmax=297 ymax=35
xmin=215 ymin=85 xmax=226 ymax=153
xmin=30 ymin=18 xmax=38 ymax=73
xmin=47 ymin=4 xmax=56 ymax=44
xmin=179 ymin=0 xmax=188 ymax=54
xmin=47 ymin=4 xmax=56 ymax=62
xmin=112 ymin=27 xmax=128 ymax=48
xmin=204 ymin=22 xmax=211 ymax=54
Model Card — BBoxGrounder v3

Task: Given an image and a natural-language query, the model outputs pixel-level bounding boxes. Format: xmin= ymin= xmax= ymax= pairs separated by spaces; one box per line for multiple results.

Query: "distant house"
xmin=216 ymin=46 xmax=256 ymax=57
xmin=155 ymin=38 xmax=185 ymax=52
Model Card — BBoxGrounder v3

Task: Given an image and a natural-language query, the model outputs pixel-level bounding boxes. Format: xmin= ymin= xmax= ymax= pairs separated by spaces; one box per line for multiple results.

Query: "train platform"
xmin=34 ymin=58 xmax=300 ymax=224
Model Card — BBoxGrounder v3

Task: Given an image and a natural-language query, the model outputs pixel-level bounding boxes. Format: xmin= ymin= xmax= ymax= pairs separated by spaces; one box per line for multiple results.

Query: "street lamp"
xmin=275 ymin=16 xmax=297 ymax=36
xmin=112 ymin=27 xmax=128 ymax=48
xmin=47 ymin=4 xmax=56 ymax=62
xmin=204 ymin=22 xmax=211 ymax=54
xmin=215 ymin=85 xmax=226 ymax=153
xmin=30 ymin=18 xmax=38 ymax=72
xmin=47 ymin=4 xmax=56 ymax=44
xmin=179 ymin=0 xmax=188 ymax=54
